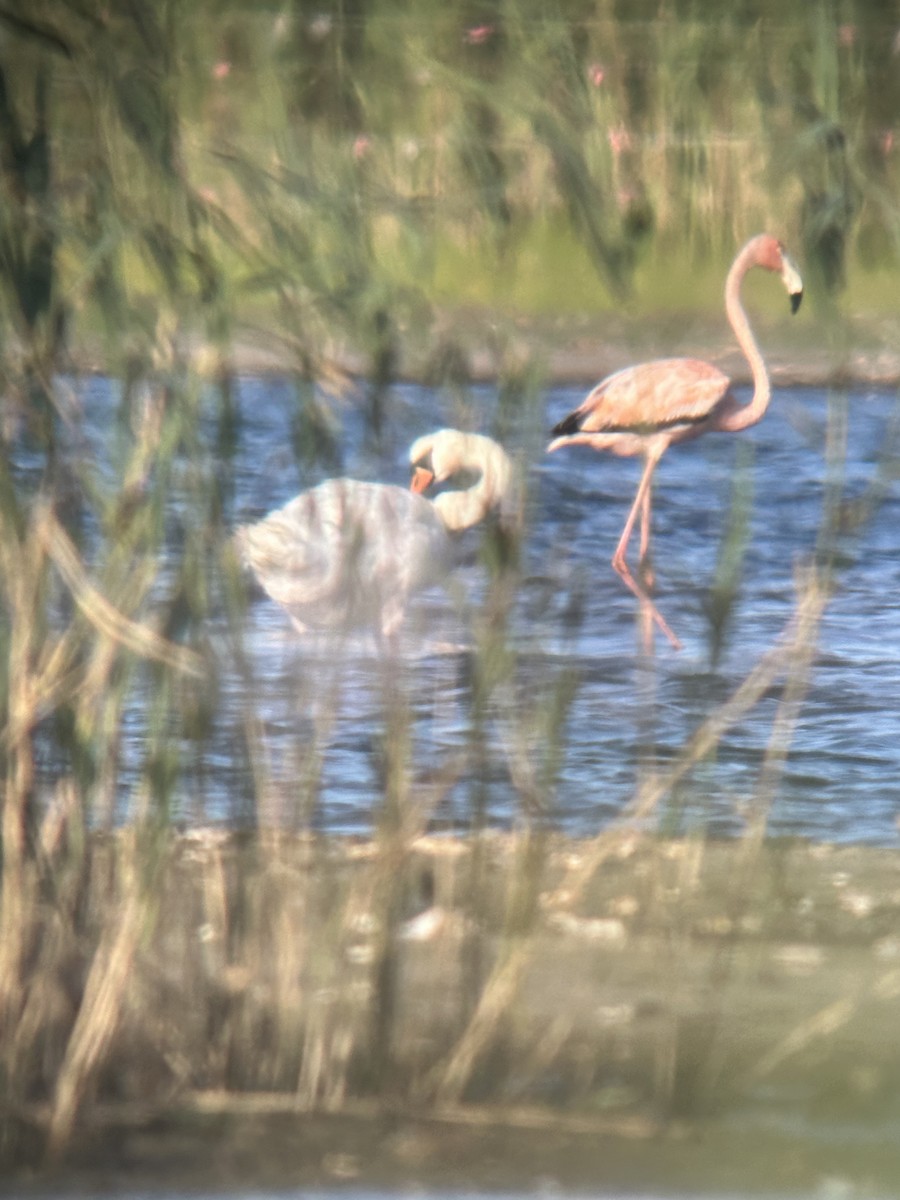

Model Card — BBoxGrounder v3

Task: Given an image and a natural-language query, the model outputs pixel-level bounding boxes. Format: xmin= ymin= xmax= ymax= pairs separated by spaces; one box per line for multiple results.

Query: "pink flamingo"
xmin=548 ymin=233 xmax=803 ymax=650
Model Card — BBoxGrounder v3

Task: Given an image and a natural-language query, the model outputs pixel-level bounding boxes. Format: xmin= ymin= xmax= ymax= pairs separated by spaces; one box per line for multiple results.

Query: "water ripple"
xmin=31 ymin=377 xmax=900 ymax=846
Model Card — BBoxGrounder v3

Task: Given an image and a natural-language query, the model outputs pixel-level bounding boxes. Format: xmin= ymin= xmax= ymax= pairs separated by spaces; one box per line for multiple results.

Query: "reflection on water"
xmin=32 ymin=377 xmax=900 ymax=844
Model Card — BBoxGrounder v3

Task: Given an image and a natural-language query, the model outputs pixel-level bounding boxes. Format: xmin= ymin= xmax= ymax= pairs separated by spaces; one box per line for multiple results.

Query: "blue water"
xmin=30 ymin=375 xmax=900 ymax=845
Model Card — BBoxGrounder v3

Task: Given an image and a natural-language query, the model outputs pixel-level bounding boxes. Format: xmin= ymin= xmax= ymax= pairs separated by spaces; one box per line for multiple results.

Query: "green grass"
xmin=6 ymin=1 xmax=900 ymax=375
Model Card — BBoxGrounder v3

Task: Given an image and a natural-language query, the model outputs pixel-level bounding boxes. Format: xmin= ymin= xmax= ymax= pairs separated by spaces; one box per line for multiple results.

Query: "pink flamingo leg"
xmin=638 ymin=480 xmax=654 ymax=588
xmin=637 ymin=480 xmax=656 ymax=653
xmin=611 ymin=454 xmax=682 ymax=651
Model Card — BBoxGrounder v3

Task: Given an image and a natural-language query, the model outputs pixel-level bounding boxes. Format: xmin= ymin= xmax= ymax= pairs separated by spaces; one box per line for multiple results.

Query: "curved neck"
xmin=433 ymin=486 xmax=491 ymax=532
xmin=432 ymin=439 xmax=512 ymax=532
xmin=717 ymin=243 xmax=771 ymax=433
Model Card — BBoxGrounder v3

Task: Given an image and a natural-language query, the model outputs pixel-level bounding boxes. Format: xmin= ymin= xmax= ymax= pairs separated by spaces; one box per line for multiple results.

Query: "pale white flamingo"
xmin=547 ymin=233 xmax=803 ymax=649
xmin=235 ymin=429 xmax=514 ymax=641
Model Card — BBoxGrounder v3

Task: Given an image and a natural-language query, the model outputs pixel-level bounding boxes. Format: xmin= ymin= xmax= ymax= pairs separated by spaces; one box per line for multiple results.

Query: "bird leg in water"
xmin=612 ymin=454 xmax=682 ymax=651
xmin=638 ymin=482 xmax=654 ymax=590
xmin=637 ymin=485 xmax=657 ymax=656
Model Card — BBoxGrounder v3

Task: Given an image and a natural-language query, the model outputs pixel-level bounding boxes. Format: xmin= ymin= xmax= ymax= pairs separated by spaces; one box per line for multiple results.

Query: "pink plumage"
xmin=548 ymin=233 xmax=804 ymax=650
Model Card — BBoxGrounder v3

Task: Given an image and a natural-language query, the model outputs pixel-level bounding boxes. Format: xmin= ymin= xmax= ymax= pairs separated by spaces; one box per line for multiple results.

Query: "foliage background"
xmin=0 ymin=0 xmax=898 ymax=388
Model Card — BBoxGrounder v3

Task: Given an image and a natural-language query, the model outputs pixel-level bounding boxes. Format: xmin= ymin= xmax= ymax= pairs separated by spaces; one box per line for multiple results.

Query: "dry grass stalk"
xmin=556 ymin=563 xmax=832 ymax=909
xmin=37 ymin=508 xmax=203 ymax=678
xmin=743 ymin=967 xmax=900 ymax=1089
xmin=0 ymin=504 xmax=54 ymax=1039
xmin=46 ymin=836 xmax=152 ymax=1159
xmin=739 ymin=563 xmax=827 ymax=858
xmin=420 ymin=939 xmax=531 ymax=1108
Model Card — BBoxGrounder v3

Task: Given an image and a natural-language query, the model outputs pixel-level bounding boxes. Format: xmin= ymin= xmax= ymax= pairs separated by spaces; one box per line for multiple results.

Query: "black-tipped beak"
xmin=781 ymin=251 xmax=803 ymax=315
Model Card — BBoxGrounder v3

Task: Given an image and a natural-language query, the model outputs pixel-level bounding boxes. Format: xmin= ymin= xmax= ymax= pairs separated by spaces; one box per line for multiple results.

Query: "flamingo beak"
xmin=410 ymin=465 xmax=434 ymax=494
xmin=781 ymin=252 xmax=803 ymax=314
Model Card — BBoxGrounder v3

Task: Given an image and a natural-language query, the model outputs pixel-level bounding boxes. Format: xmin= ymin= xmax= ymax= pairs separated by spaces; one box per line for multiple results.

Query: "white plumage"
xmin=235 ymin=429 xmax=514 ymax=638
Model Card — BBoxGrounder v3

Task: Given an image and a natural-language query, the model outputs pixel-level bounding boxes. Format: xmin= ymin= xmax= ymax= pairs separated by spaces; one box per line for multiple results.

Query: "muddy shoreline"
xmin=60 ymin=308 xmax=900 ymax=389
xmin=267 ymin=307 xmax=900 ymax=388
xmin=5 ymin=831 xmax=900 ymax=1194
xmin=8 ymin=1101 xmax=900 ymax=1197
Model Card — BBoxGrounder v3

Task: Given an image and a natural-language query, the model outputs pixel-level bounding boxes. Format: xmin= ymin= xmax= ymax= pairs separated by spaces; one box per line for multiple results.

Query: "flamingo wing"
xmin=553 ymin=358 xmax=731 ymax=438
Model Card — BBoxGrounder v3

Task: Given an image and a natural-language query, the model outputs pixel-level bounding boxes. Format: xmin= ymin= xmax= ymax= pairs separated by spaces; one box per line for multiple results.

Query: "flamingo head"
xmin=752 ymin=234 xmax=804 ymax=314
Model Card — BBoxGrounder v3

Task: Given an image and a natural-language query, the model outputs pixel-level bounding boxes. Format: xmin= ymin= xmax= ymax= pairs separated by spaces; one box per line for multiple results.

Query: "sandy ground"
xmin=5 ymin=833 xmax=900 ymax=1196
xmin=215 ymin=306 xmax=900 ymax=389
xmin=9 ymin=1103 xmax=900 ymax=1196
